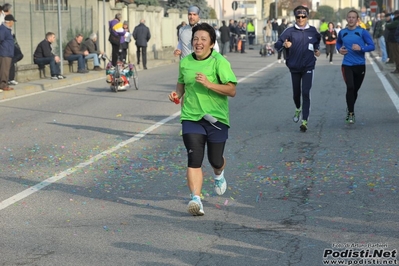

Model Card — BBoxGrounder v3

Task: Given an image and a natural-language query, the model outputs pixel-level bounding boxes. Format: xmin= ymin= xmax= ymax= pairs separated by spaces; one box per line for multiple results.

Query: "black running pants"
xmin=341 ymin=65 xmax=365 ymax=113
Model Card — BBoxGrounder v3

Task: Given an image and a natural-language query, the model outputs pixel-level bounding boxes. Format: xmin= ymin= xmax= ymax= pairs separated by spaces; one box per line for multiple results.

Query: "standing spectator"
xmin=8 ymin=33 xmax=23 ymax=85
xmin=271 ymin=18 xmax=278 ymax=42
xmin=336 ymin=9 xmax=375 ymax=124
xmin=133 ymin=19 xmax=151 ymax=70
xmin=120 ymin=21 xmax=131 ymax=62
xmin=247 ymin=19 xmax=255 ymax=46
xmin=174 ymin=6 xmax=219 ymax=60
xmin=277 ymin=18 xmax=287 ymax=63
xmin=168 ymin=23 xmax=237 ymax=216
xmin=263 ymin=19 xmax=272 ymax=43
xmin=228 ymin=19 xmax=237 ymax=52
xmin=325 ymin=22 xmax=337 ymax=64
xmin=238 ymin=21 xmax=246 ymax=53
xmin=81 ymin=33 xmax=103 ymax=71
xmin=385 ymin=10 xmax=399 ymax=73
xmin=0 ymin=3 xmax=12 ymax=25
xmin=335 ymin=22 xmax=342 ymax=36
xmin=373 ymin=12 xmax=388 ymax=63
xmin=274 ymin=5 xmax=321 ymax=132
xmin=213 ymin=23 xmax=221 ymax=49
xmin=357 ymin=17 xmax=367 ymax=29
xmin=235 ymin=21 xmax=242 ymax=52
xmin=108 ymin=13 xmax=125 ymax=67
xmin=219 ymin=20 xmax=230 ymax=56
xmin=383 ymin=13 xmax=392 ymax=63
xmin=319 ymin=18 xmax=328 ymax=46
xmin=63 ymin=33 xmax=89 ymax=73
xmin=176 ymin=21 xmax=186 ymax=40
xmin=34 ymin=32 xmax=64 ymax=79
xmin=0 ymin=14 xmax=15 ymax=92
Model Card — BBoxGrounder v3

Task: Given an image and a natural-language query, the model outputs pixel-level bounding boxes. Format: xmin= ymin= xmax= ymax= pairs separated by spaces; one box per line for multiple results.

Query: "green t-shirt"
xmin=178 ymin=50 xmax=237 ymax=127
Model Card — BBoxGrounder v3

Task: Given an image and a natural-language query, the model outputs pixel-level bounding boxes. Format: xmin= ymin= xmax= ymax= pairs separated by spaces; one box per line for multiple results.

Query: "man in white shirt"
xmin=174 ymin=5 xmax=219 ymax=59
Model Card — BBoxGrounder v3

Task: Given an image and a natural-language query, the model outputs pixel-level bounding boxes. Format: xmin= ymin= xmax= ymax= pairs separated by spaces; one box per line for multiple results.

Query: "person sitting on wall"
xmin=63 ymin=33 xmax=89 ymax=73
xmin=33 ymin=32 xmax=65 ymax=79
xmin=81 ymin=33 xmax=104 ymax=71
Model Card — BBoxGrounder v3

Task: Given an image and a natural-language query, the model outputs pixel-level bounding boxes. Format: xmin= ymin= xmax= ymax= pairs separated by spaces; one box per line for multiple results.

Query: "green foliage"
xmin=309 ymin=11 xmax=320 ymax=20
xmin=208 ymin=7 xmax=217 ymax=19
xmin=134 ymin=0 xmax=160 ymax=6
xmin=317 ymin=5 xmax=335 ymax=22
xmin=166 ymin=0 xmax=211 ymax=18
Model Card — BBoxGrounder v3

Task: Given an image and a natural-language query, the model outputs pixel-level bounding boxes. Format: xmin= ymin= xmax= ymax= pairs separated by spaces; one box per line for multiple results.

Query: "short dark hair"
xmin=347 ymin=9 xmax=359 ymax=18
xmin=2 ymin=3 xmax=12 ymax=12
xmin=46 ymin=32 xmax=55 ymax=38
xmin=191 ymin=23 xmax=216 ymax=46
xmin=294 ymin=5 xmax=309 ymax=16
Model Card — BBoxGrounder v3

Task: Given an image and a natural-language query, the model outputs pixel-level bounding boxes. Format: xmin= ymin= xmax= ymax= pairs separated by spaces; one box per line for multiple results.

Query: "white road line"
xmin=368 ymin=54 xmax=399 ymax=114
xmin=0 ymin=61 xmax=276 ymax=211
xmin=0 ymin=77 xmax=105 ymax=103
xmin=0 ymin=111 xmax=181 ymax=211
xmin=237 ymin=62 xmax=276 ymax=83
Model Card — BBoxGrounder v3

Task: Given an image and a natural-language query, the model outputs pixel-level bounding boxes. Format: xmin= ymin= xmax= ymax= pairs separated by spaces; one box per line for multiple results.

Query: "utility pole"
xmin=57 ymin=0 xmax=63 ymax=74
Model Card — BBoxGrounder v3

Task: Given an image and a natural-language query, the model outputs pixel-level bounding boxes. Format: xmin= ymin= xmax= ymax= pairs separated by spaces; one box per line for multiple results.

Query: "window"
xmin=35 ymin=0 xmax=69 ymax=11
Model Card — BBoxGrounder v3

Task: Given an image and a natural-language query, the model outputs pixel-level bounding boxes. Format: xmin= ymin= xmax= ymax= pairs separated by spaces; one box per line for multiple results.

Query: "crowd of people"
xmin=372 ymin=10 xmax=399 ymax=73
xmin=0 ymin=4 xmax=151 ymax=93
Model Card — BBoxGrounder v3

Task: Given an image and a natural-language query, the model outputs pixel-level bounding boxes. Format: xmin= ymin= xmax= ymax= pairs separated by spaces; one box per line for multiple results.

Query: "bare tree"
xmin=278 ymin=0 xmax=313 ymax=13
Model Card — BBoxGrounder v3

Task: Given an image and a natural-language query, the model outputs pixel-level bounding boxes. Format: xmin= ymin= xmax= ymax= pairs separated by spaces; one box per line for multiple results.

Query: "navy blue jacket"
xmin=0 ymin=24 xmax=14 ymax=58
xmin=274 ymin=24 xmax=321 ymax=72
xmin=132 ymin=23 xmax=151 ymax=47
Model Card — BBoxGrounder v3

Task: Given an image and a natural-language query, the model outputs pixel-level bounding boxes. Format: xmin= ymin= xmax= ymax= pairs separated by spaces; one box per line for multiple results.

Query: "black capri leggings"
xmin=182 ymin=133 xmax=225 ymax=169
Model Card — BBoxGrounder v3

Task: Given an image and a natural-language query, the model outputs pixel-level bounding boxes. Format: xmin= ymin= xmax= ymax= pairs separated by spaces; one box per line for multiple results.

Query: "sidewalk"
xmin=369 ymin=51 xmax=399 ymax=94
xmin=0 ymin=58 xmax=176 ymax=100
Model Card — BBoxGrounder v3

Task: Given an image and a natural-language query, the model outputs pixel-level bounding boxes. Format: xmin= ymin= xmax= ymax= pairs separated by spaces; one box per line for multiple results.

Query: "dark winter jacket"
xmin=133 ymin=23 xmax=151 ymax=47
xmin=33 ymin=39 xmax=54 ymax=58
xmin=386 ymin=16 xmax=399 ymax=42
xmin=274 ymin=24 xmax=321 ymax=72
xmin=0 ymin=24 xmax=14 ymax=57
xmin=63 ymin=38 xmax=84 ymax=58
xmin=81 ymin=38 xmax=101 ymax=54
xmin=277 ymin=22 xmax=287 ymax=37
xmin=219 ymin=24 xmax=230 ymax=43
xmin=373 ymin=20 xmax=385 ymax=39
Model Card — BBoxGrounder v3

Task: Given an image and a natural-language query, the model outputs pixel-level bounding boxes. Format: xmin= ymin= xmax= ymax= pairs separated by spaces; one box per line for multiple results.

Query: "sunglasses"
xmin=296 ymin=15 xmax=307 ymax=19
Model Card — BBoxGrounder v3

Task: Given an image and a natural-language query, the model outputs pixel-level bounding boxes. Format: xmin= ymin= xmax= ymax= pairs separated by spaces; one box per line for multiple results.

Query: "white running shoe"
xmin=214 ymin=170 xmax=227 ymax=195
xmin=187 ymin=196 xmax=204 ymax=216
xmin=293 ymin=108 xmax=301 ymax=123
xmin=8 ymin=80 xmax=18 ymax=85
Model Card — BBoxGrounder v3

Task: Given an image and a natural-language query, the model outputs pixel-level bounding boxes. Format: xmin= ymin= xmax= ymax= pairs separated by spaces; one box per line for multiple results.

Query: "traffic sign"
xmin=370 ymin=1 xmax=378 ymax=13
xmin=232 ymin=1 xmax=238 ymax=11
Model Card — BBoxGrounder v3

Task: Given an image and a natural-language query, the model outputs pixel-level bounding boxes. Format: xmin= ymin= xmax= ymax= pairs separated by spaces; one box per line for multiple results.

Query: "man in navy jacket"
xmin=274 ymin=5 xmax=321 ymax=132
xmin=133 ymin=19 xmax=151 ymax=70
xmin=0 ymin=14 xmax=15 ymax=92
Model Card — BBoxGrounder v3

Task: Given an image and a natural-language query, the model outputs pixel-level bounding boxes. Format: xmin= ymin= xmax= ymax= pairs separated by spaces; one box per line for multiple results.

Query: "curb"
xmin=0 ymin=59 xmax=176 ymax=101
xmin=369 ymin=51 xmax=399 ymax=95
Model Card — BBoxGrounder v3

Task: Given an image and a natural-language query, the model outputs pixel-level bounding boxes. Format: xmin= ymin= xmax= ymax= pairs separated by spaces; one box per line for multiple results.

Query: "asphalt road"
xmin=0 ymin=48 xmax=398 ymax=266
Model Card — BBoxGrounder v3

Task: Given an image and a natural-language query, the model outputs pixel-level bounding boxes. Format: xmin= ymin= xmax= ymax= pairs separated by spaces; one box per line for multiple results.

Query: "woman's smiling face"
xmin=192 ymin=30 xmax=214 ymax=60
